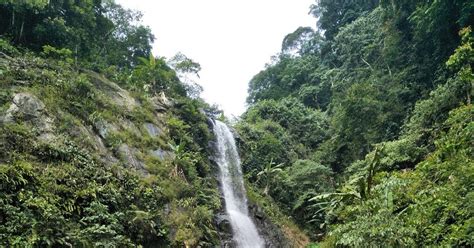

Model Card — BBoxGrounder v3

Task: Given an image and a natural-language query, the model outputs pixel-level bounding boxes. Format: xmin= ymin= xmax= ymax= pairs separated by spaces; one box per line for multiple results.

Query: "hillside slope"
xmin=236 ymin=1 xmax=473 ymax=246
xmin=0 ymin=49 xmax=224 ymax=246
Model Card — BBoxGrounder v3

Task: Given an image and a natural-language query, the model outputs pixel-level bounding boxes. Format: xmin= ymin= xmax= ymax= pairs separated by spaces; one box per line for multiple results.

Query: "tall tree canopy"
xmin=0 ymin=0 xmax=154 ymax=69
xmin=239 ymin=0 xmax=474 ymax=244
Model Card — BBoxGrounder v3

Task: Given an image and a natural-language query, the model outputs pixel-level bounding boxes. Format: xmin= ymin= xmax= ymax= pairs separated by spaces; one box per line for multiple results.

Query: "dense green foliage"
xmin=0 ymin=1 xmax=227 ymax=246
xmin=0 ymin=42 xmax=223 ymax=246
xmin=1 ymin=0 xmax=473 ymax=246
xmin=0 ymin=125 xmax=169 ymax=247
xmin=239 ymin=0 xmax=474 ymax=245
xmin=0 ymin=0 xmax=153 ymax=69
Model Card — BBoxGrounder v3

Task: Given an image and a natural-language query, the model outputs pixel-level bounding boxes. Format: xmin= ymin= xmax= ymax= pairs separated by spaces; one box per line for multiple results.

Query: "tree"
xmin=281 ymin=27 xmax=322 ymax=56
xmin=240 ymin=0 xmax=473 ymax=243
xmin=446 ymin=27 xmax=474 ymax=104
xmin=0 ymin=0 xmax=155 ymax=69
xmin=257 ymin=158 xmax=283 ymax=196
xmin=100 ymin=2 xmax=154 ymax=69
xmin=131 ymin=53 xmax=185 ymax=97
xmin=168 ymin=52 xmax=203 ymax=99
xmin=0 ymin=0 xmax=49 ymax=43
xmin=310 ymin=0 xmax=379 ymax=40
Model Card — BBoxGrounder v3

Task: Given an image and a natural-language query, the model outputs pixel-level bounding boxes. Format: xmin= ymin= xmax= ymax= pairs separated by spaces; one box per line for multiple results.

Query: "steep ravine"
xmin=211 ymin=122 xmax=309 ymax=248
xmin=0 ymin=54 xmax=305 ymax=247
xmin=212 ymin=120 xmax=264 ymax=247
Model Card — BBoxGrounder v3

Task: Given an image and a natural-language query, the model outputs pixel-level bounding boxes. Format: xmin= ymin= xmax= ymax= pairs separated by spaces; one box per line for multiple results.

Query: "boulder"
xmin=216 ymin=213 xmax=233 ymax=235
xmin=5 ymin=92 xmax=45 ymax=120
xmin=215 ymin=213 xmax=235 ymax=248
xmin=4 ymin=92 xmax=54 ymax=141
xmin=248 ymin=203 xmax=293 ymax=248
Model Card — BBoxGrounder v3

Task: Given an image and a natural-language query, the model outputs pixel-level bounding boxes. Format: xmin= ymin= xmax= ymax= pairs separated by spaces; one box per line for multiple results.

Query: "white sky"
xmin=115 ymin=0 xmax=316 ymax=117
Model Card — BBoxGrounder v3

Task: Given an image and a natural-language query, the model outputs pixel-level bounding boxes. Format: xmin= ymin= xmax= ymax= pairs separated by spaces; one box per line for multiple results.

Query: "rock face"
xmin=3 ymin=92 xmax=55 ymax=141
xmin=118 ymin=144 xmax=146 ymax=173
xmin=87 ymin=71 xmax=139 ymax=111
xmin=1 ymin=75 xmax=174 ymax=174
xmin=5 ymin=93 xmax=45 ymax=119
xmin=93 ymin=119 xmax=118 ymax=140
xmin=144 ymin=123 xmax=162 ymax=138
xmin=216 ymin=213 xmax=236 ymax=248
xmin=67 ymin=121 xmax=118 ymax=164
xmin=150 ymin=149 xmax=174 ymax=161
xmin=248 ymin=203 xmax=293 ymax=248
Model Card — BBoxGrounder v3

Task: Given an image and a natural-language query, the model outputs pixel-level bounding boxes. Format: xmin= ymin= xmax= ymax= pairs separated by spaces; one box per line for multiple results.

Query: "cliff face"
xmin=1 ymin=60 xmax=175 ymax=172
xmin=0 ymin=53 xmax=223 ymax=247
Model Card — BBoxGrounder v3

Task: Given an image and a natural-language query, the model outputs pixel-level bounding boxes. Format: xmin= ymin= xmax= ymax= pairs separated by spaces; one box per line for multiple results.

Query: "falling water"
xmin=213 ymin=120 xmax=264 ymax=248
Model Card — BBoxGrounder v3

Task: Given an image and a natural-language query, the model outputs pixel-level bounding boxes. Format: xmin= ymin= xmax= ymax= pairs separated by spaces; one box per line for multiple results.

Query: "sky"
xmin=115 ymin=0 xmax=316 ymax=117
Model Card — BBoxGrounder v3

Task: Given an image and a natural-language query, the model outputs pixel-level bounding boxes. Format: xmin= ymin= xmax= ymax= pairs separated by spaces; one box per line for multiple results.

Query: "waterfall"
xmin=213 ymin=120 xmax=264 ymax=248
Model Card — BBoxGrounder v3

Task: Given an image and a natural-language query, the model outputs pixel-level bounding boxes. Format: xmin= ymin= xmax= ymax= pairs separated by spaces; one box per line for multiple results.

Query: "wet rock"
xmin=216 ymin=213 xmax=232 ymax=234
xmin=216 ymin=213 xmax=236 ymax=248
xmin=248 ymin=203 xmax=294 ymax=248
xmin=254 ymin=205 xmax=265 ymax=220
xmin=222 ymin=239 xmax=237 ymax=248
xmin=144 ymin=122 xmax=162 ymax=137
xmin=229 ymin=128 xmax=241 ymax=141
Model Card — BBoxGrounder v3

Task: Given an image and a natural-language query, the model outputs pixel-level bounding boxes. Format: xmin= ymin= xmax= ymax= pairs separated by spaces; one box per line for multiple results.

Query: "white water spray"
xmin=213 ymin=120 xmax=264 ymax=248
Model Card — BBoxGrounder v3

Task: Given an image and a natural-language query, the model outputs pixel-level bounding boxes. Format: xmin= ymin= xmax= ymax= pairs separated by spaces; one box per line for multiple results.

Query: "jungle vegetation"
xmin=238 ymin=0 xmax=473 ymax=246
xmin=0 ymin=0 xmax=473 ymax=247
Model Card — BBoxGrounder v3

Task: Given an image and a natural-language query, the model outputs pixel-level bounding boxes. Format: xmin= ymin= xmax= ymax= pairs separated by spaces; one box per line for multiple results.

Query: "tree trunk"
xmin=367 ymin=146 xmax=381 ymax=196
xmin=18 ymin=19 xmax=24 ymax=43
xmin=11 ymin=10 xmax=15 ymax=28
xmin=75 ymin=45 xmax=78 ymax=66
xmin=467 ymin=81 xmax=473 ymax=105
